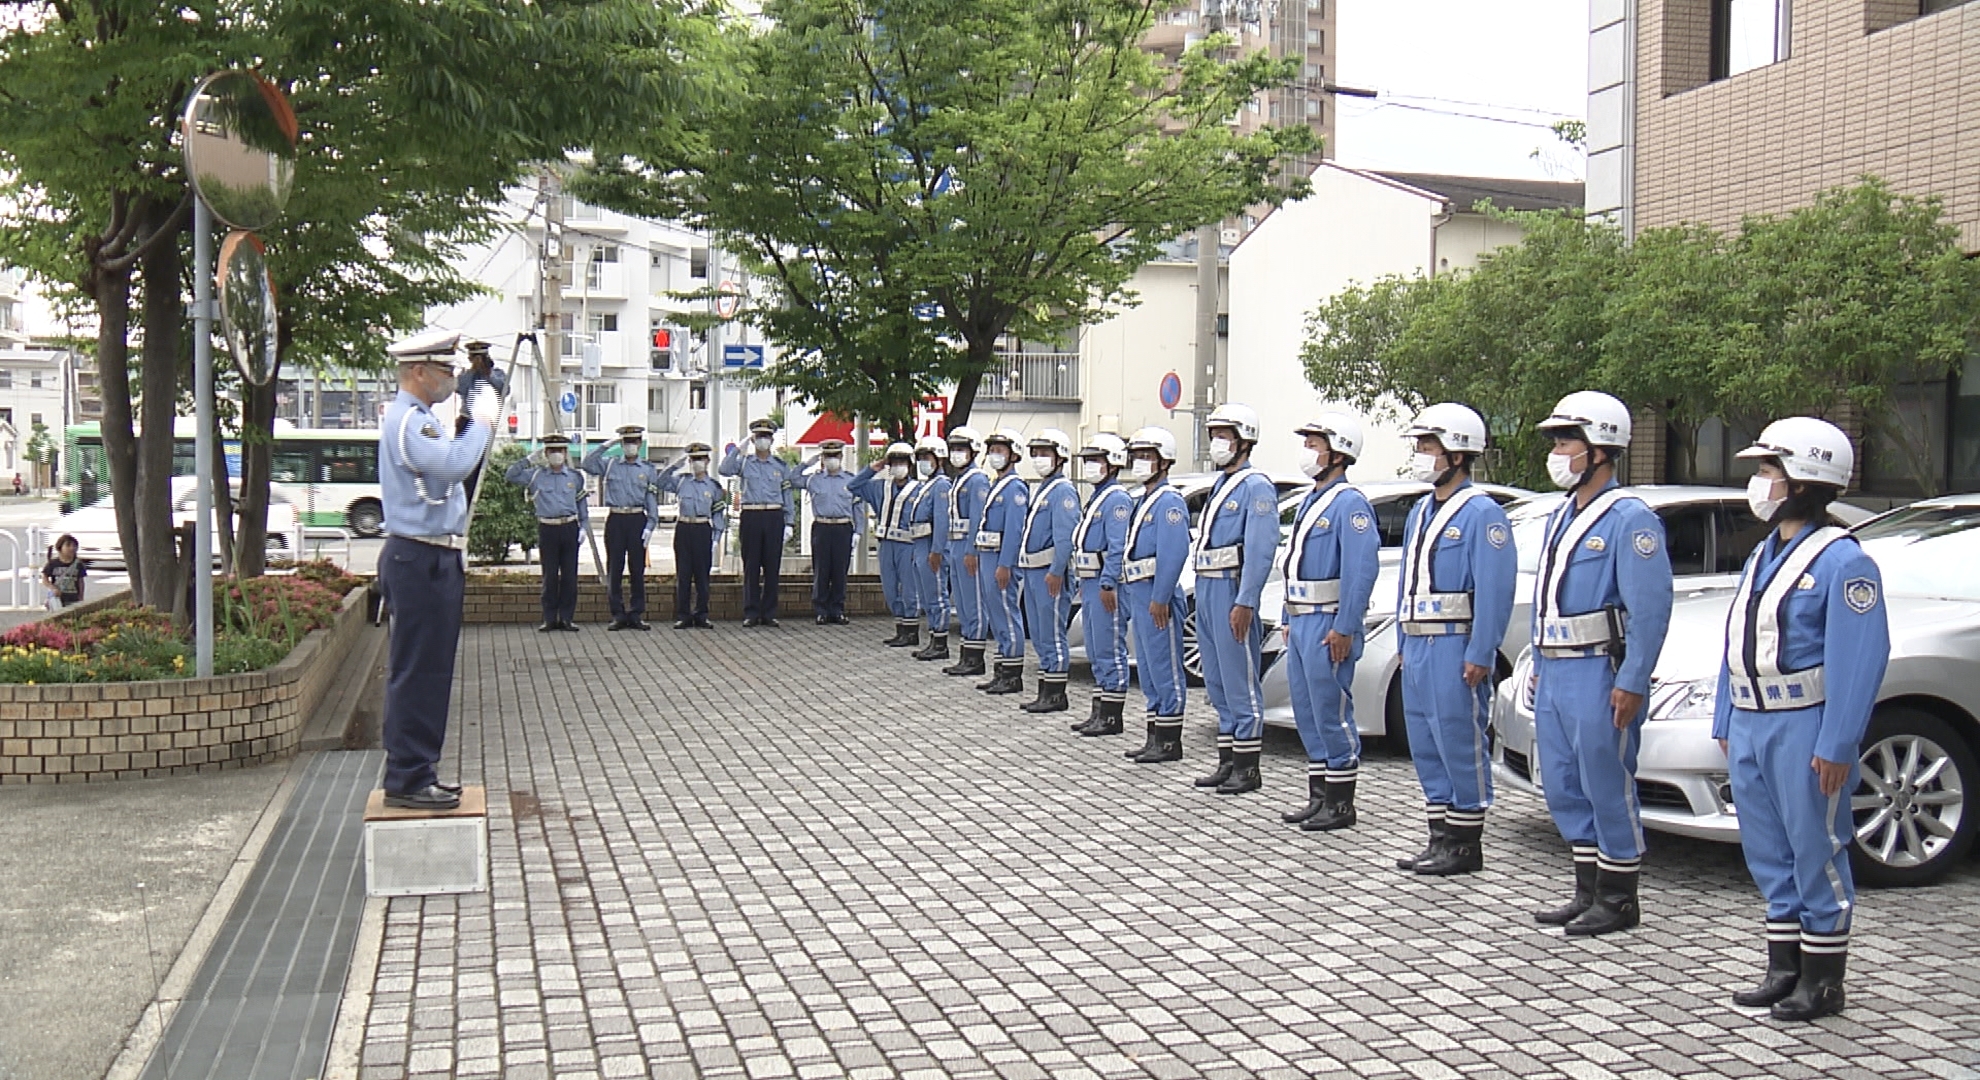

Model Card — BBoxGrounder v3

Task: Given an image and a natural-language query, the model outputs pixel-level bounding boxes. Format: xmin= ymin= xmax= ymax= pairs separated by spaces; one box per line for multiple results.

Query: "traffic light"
xmin=651 ymin=327 xmax=680 ymax=371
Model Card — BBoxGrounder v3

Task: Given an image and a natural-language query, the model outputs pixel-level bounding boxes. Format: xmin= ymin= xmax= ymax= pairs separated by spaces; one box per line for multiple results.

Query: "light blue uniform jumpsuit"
xmin=1123 ymin=481 xmax=1191 ymax=733
xmin=1395 ymin=482 xmax=1517 ymax=835
xmin=909 ymin=470 xmax=952 ymax=638
xmin=1019 ymin=470 xmax=1082 ymax=693
xmin=948 ymin=467 xmax=991 ymax=653
xmin=1073 ymin=476 xmax=1134 ymax=711
xmin=849 ymin=466 xmax=922 ymax=625
xmin=1191 ymin=467 xmax=1283 ymax=759
xmin=977 ymin=470 xmax=1029 ymax=667
xmin=1713 ymin=529 xmax=1887 ymax=965
xmin=1283 ymin=479 xmax=1382 ymax=785
xmin=1531 ymin=483 xmax=1674 ymax=879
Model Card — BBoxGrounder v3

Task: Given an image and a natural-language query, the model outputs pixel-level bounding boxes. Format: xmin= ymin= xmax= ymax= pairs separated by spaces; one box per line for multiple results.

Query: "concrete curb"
xmin=320 ymin=895 xmax=387 ymax=1080
xmin=99 ymin=752 xmax=309 ymax=1080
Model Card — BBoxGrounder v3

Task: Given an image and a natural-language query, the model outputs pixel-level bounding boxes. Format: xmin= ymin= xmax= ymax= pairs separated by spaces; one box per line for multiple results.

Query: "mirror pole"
xmin=193 ymin=197 xmax=216 ymax=677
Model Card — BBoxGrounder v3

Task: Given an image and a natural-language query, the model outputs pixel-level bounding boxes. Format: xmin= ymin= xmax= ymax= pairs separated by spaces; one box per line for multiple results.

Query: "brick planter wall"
xmin=463 ymin=574 xmax=893 ymax=624
xmin=0 ymin=586 xmax=370 ymax=784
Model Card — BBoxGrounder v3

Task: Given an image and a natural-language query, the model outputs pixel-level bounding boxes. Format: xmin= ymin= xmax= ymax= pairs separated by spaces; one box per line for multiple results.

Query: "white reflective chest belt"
xmin=948 ymin=468 xmax=983 ymax=540
xmin=1401 ymin=486 xmax=1487 ymax=629
xmin=1192 ymin=467 xmax=1264 ymax=573
xmin=880 ymin=479 xmax=921 ymax=543
xmin=1724 ymin=526 xmax=1849 ymax=711
xmin=1533 ymin=488 xmax=1633 ymax=654
xmin=1019 ymin=477 xmax=1074 ymax=569
xmin=1071 ymin=486 xmax=1124 ymax=579
xmin=1121 ymin=490 xmax=1172 ymax=584
xmin=976 ymin=473 xmax=1023 ymax=550
xmin=1282 ymin=482 xmax=1354 ymax=609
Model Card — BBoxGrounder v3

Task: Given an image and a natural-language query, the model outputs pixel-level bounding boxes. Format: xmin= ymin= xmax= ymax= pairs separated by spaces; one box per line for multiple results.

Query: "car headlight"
xmin=1648 ymin=677 xmax=1717 ymax=722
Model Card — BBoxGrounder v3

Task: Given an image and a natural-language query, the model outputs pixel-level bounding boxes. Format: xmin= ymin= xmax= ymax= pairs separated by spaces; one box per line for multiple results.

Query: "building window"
xmin=1303 ymin=63 xmax=1319 ymax=79
xmin=588 ymin=312 xmax=619 ymax=334
xmin=690 ymin=247 xmax=709 ymax=280
xmin=29 ymin=370 xmax=41 ymax=388
xmin=1923 ymin=0 xmax=1976 ymax=13
xmin=0 ymin=370 xmax=10 ymax=389
xmin=690 ymin=383 xmax=708 ymax=410
xmin=559 ymin=313 xmax=579 ymax=357
xmin=648 ymin=387 xmax=664 ymax=411
xmin=1306 ymin=28 xmax=1318 ymax=44
xmin=1712 ymin=0 xmax=1790 ymax=80
xmin=558 ymin=195 xmax=600 ymax=221
xmin=29 ymin=412 xmax=41 ymax=426
xmin=582 ymin=383 xmax=617 ymax=430
xmin=1306 ymin=98 xmax=1321 ymax=117
xmin=584 ymin=245 xmax=620 ymax=290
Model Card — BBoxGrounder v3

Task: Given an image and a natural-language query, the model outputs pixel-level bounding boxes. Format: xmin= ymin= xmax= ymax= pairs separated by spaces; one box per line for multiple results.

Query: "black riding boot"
xmin=1194 ymin=744 xmax=1234 ymax=788
xmin=1070 ymin=697 xmax=1101 ymax=733
xmin=1302 ymin=778 xmax=1357 ymax=832
xmin=888 ymin=621 xmax=920 ymax=648
xmin=1770 ymin=945 xmax=1845 ymax=1022
xmin=1534 ymin=853 xmax=1599 ymax=926
xmin=1132 ymin=720 xmax=1184 ymax=763
xmin=1395 ymin=816 xmax=1449 ymax=871
xmin=1080 ymin=696 xmax=1125 ymax=737
xmin=1283 ymin=774 xmax=1326 ymax=823
xmin=911 ymin=632 xmax=949 ymax=661
xmin=979 ymin=661 xmax=1023 ymax=695
xmin=943 ymin=642 xmax=987 ymax=677
xmin=1564 ymin=865 xmax=1640 ymax=936
xmin=1215 ymin=750 xmax=1261 ymax=795
xmin=1021 ymin=675 xmax=1070 ymax=713
xmin=1733 ymin=923 xmax=1803 ymax=1007
xmin=881 ymin=620 xmax=913 ymax=646
xmin=1414 ymin=823 xmax=1483 ymax=876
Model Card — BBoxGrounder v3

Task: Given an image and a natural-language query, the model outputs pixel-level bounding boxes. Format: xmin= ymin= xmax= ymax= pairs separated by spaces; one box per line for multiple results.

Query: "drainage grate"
xmin=138 ymin=750 xmax=382 ymax=1080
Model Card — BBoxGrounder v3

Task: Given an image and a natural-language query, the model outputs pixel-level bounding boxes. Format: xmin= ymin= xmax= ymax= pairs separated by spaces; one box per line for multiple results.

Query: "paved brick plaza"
xmin=358 ymin=622 xmax=1980 ymax=1080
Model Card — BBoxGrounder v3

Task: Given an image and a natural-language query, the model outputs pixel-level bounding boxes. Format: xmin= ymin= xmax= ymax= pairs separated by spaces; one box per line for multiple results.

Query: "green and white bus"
xmin=63 ymin=423 xmax=387 ymax=535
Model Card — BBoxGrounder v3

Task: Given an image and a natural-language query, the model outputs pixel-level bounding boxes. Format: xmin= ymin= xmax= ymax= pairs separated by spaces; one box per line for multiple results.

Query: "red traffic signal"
xmin=652 ymin=328 xmax=674 ymax=349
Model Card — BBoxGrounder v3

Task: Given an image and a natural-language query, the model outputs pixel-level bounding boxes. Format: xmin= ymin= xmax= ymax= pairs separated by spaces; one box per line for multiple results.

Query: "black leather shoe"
xmin=538 ymin=622 xmax=558 ymax=632
xmin=435 ymin=781 xmax=463 ymax=796
xmin=760 ymin=618 xmax=780 ymax=628
xmin=674 ymin=620 xmax=694 ymax=630
xmin=743 ymin=617 xmax=762 ymax=628
xmin=830 ymin=615 xmax=851 ymax=625
xmin=817 ymin=616 xmax=829 ymax=625
xmin=632 ymin=620 xmax=652 ymax=630
xmin=694 ymin=618 xmax=715 ymax=629
xmin=384 ymin=785 xmax=461 ymax=811
xmin=608 ymin=620 xmax=632 ymax=631
xmin=558 ymin=622 xmax=580 ymax=632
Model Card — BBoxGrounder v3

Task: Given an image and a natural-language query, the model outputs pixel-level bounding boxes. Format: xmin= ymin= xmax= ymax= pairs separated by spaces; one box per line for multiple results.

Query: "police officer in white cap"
xmin=377 ymin=328 xmax=496 ymax=810
xmin=1714 ymin=417 xmax=1887 ymax=1022
xmin=582 ymin=426 xmax=661 ymax=630
xmin=503 ymin=433 xmax=589 ymax=632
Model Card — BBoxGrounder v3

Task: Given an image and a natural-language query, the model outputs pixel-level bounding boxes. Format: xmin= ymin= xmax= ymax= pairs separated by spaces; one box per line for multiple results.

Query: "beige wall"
xmin=1077 ymin=261 xmax=1220 ymax=445
xmin=1632 ymin=0 xmax=1980 ymax=251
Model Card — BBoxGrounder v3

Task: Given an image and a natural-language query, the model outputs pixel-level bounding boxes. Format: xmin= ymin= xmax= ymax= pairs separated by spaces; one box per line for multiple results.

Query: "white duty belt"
xmin=1122 ymin=556 xmax=1158 ymax=583
xmin=1724 ymin=526 xmax=1849 ymax=711
xmin=1532 ymin=488 xmax=1633 ymax=657
xmin=975 ymin=474 xmax=1022 ymax=550
xmin=1400 ymin=485 xmax=1486 ymax=633
xmin=1281 ymin=482 xmax=1354 ymax=614
xmin=1120 ymin=489 xmax=1172 ymax=584
xmin=1191 ymin=467 xmax=1264 ymax=576
xmin=1018 ymin=477 xmax=1074 ymax=569
xmin=879 ymin=479 xmax=920 ymax=543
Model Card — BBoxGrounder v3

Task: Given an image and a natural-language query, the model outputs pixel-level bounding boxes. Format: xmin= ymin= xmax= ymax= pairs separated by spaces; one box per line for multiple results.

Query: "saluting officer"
xmin=656 ymin=442 xmax=723 ymax=630
xmin=1119 ymin=428 xmax=1191 ymax=763
xmin=378 ymin=329 xmax=497 ymax=811
xmin=975 ymin=430 xmax=1030 ymax=695
xmin=1714 ymin=418 xmax=1887 ymax=1023
xmin=909 ymin=436 xmax=954 ymax=662
xmin=582 ymin=426 xmax=660 ymax=630
xmin=797 ymin=439 xmax=859 ymax=625
xmin=850 ymin=443 xmax=923 ymax=647
xmin=455 ymin=339 xmax=508 ymax=500
xmin=1017 ymin=429 xmax=1081 ymax=714
xmin=1191 ymin=404 xmax=1281 ymax=796
xmin=1392 ymin=403 xmax=1518 ymax=875
xmin=503 ymin=433 xmax=589 ymax=632
xmin=1529 ymin=392 xmax=1674 ymax=933
xmin=721 ymin=419 xmax=800 ymax=627
xmin=943 ymin=427 xmax=992 ymax=676
xmin=1069 ymin=434 xmax=1133 ymax=737
xmin=1280 ymin=413 xmax=1381 ymax=831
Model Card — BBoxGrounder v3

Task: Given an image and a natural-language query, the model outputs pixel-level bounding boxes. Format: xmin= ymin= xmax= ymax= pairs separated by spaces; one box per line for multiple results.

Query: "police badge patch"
xmin=1486 ymin=523 xmax=1509 ymax=549
xmin=1844 ymin=577 xmax=1880 ymax=614
xmin=1586 ymin=536 xmax=1606 ymax=552
xmin=1443 ymin=527 xmax=1462 ymax=541
xmin=1112 ymin=505 xmax=1130 ymax=521
xmin=1316 ymin=517 xmax=1331 ymax=531
xmin=1224 ymin=499 xmax=1238 ymax=512
xmin=1797 ymin=573 xmax=1817 ymax=591
xmin=1632 ymin=529 xmax=1658 ymax=558
xmin=1061 ymin=495 xmax=1077 ymax=511
xmin=420 ymin=422 xmax=441 ymax=439
xmin=1165 ymin=508 xmax=1185 ymax=525
xmin=1350 ymin=513 xmax=1372 ymax=533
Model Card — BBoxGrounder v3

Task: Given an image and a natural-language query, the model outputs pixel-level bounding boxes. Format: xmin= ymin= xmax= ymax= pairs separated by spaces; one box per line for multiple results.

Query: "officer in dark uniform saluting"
xmin=455 ymin=340 xmax=508 ymax=500
xmin=656 ymin=442 xmax=723 ymax=629
xmin=582 ymin=425 xmax=661 ymax=630
xmin=378 ymin=329 xmax=497 ymax=811
xmin=503 ymin=433 xmax=589 ymax=632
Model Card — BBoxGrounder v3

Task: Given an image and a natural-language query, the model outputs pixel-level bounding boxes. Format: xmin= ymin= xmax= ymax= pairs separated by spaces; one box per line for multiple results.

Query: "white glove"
xmin=782 ymin=525 xmax=793 ymax=546
xmin=466 ymin=380 xmax=502 ymax=426
xmin=642 ymin=526 xmax=655 ymax=545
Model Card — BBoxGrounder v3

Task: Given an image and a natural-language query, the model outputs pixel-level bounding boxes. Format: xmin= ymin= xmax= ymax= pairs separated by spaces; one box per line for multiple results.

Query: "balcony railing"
xmin=984 ymin=352 xmax=1079 ymax=405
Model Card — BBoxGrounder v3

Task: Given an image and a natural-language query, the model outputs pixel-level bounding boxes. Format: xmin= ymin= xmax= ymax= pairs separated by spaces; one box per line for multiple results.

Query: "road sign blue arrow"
xmin=723 ymin=344 xmax=766 ymax=369
xmin=559 ymin=390 xmax=578 ymax=414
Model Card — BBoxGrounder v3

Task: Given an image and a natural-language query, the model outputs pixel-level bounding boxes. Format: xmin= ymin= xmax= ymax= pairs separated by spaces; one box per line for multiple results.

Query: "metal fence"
xmin=983 ymin=352 xmax=1080 ymax=404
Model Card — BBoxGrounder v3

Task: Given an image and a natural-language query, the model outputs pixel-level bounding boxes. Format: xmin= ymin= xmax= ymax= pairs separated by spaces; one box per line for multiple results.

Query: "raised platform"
xmin=362 ymin=785 xmax=489 ymax=897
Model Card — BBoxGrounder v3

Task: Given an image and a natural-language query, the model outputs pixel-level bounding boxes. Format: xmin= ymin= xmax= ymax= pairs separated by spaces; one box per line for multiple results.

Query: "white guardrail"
xmin=2 ymin=524 xmax=50 ymax=611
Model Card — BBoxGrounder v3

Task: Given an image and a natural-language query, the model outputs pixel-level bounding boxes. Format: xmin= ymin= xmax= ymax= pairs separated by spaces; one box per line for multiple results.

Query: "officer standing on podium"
xmin=721 ymin=419 xmax=800 ymax=627
xmin=656 ymin=442 xmax=723 ymax=629
xmin=378 ymin=329 xmax=496 ymax=811
xmin=503 ymin=433 xmax=589 ymax=632
xmin=582 ymin=426 xmax=660 ymax=630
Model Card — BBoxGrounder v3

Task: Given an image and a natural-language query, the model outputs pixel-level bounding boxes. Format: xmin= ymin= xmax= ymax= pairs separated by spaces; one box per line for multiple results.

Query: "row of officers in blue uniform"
xmin=372 ymin=330 xmax=1885 ymax=1026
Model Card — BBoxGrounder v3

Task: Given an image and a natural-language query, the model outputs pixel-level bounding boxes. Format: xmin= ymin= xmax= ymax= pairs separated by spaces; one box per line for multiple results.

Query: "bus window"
xmin=271 ymin=447 xmax=312 ymax=484
xmin=320 ymin=442 xmax=378 ymax=484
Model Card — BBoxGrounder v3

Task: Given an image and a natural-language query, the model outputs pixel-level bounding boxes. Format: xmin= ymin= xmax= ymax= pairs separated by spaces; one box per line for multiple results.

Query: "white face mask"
xmin=691 ymin=459 xmax=708 ymax=475
xmin=1409 ymin=452 xmax=1444 ymax=483
xmin=889 ymin=463 xmax=910 ymax=481
xmin=1297 ymin=447 xmax=1324 ymax=479
xmin=949 ymin=450 xmax=970 ymax=468
xmin=546 ymin=451 xmax=567 ymax=468
xmin=985 ymin=450 xmax=1009 ymax=471
xmin=1208 ymin=436 xmax=1235 ymax=468
xmin=1080 ymin=460 xmax=1104 ymax=482
xmin=1129 ymin=458 xmax=1156 ymax=481
xmin=623 ymin=444 xmax=641 ymax=460
xmin=1547 ymin=450 xmax=1584 ymax=490
xmin=1747 ymin=475 xmax=1784 ymax=522
xmin=915 ymin=459 xmax=936 ymax=479
xmin=823 ymin=457 xmax=842 ymax=474
xmin=753 ymin=436 xmax=773 ymax=453
xmin=1031 ymin=455 xmax=1056 ymax=476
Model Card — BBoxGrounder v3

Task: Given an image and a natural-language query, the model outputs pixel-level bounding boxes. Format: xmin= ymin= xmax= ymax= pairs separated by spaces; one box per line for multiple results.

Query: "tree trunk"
xmin=234 ymin=375 xmax=276 ymax=577
xmin=135 ymin=209 xmax=185 ymax=608
xmin=947 ymin=336 xmax=997 ymax=430
xmin=208 ymin=417 xmax=236 ymax=574
xmin=92 ymin=261 xmax=144 ymax=601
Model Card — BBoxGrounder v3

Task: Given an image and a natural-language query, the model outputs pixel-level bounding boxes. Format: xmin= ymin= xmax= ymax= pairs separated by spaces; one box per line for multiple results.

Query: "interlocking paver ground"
xmin=357 ymin=622 xmax=1980 ymax=1079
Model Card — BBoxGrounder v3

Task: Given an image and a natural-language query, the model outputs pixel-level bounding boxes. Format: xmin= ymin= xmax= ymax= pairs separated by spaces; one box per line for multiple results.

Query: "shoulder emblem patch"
xmin=1112 ymin=505 xmax=1130 ymax=521
xmin=1844 ymin=577 xmax=1879 ymax=614
xmin=1632 ymin=529 xmax=1658 ymax=558
xmin=1350 ymin=512 xmax=1372 ymax=533
xmin=1253 ymin=498 xmax=1275 ymax=514
xmin=1486 ymin=523 xmax=1508 ymax=549
xmin=1061 ymin=495 xmax=1077 ymax=511
xmin=1443 ymin=526 xmax=1462 ymax=541
xmin=1585 ymin=535 xmax=1606 ymax=553
xmin=419 ymin=423 xmax=440 ymax=439
xmin=1165 ymin=507 xmax=1185 ymax=525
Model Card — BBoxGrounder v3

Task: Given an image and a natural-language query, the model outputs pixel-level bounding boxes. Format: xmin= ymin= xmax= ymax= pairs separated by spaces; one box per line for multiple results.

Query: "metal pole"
xmin=1192 ymin=222 xmax=1219 ymax=471
xmin=542 ymin=171 xmax=565 ymax=437
xmin=192 ymin=199 xmax=215 ymax=677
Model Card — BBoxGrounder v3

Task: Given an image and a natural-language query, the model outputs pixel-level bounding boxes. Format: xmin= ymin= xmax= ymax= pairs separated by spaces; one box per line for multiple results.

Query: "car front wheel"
xmin=1180 ymin=598 xmax=1203 ymax=687
xmin=1849 ymin=707 xmax=1976 ymax=887
xmin=348 ymin=499 xmax=384 ymax=538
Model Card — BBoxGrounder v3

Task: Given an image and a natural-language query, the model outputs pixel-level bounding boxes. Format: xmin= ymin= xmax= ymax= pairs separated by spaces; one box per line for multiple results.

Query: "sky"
xmin=1331 ymin=0 xmax=1590 ymax=183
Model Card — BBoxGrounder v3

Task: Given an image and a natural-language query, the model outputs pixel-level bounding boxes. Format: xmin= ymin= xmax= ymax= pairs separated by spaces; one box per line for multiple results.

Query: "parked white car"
xmin=53 ymin=477 xmax=306 ymax=570
xmin=1492 ymin=492 xmax=1980 ymax=887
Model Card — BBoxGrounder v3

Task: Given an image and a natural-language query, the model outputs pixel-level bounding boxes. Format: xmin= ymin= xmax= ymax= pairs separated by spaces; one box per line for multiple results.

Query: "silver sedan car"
xmin=1492 ymin=493 xmax=1980 ymax=887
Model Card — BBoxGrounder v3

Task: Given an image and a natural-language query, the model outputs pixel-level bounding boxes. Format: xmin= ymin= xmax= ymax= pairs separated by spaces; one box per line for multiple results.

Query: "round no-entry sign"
xmin=716 ymin=280 xmax=743 ymax=320
xmin=1158 ymin=371 xmax=1182 ymax=411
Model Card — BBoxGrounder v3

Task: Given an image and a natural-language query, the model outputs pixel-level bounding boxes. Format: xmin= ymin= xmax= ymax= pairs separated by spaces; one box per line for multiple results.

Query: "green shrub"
xmin=213 ymin=633 xmax=289 ymax=674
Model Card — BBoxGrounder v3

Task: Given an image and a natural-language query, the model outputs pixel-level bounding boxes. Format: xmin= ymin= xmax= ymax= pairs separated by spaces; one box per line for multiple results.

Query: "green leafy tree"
xmin=22 ymin=419 xmax=53 ymax=492
xmin=581 ymin=0 xmax=1316 ymax=434
xmin=469 ymin=443 xmax=536 ymax=564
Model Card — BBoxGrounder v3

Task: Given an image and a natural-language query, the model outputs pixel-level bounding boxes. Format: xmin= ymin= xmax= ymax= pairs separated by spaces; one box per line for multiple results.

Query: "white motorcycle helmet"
xmin=1536 ymin=390 xmax=1632 ymax=450
xmin=1736 ymin=417 xmax=1854 ymax=489
xmin=1293 ymin=411 xmax=1365 ymax=461
xmin=1404 ymin=402 xmax=1488 ymax=455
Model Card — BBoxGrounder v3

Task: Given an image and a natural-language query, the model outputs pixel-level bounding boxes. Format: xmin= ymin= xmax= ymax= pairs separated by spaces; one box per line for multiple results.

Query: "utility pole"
xmin=540 ymin=169 xmax=566 ymax=440
xmin=1190 ymin=0 xmax=1232 ymax=472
